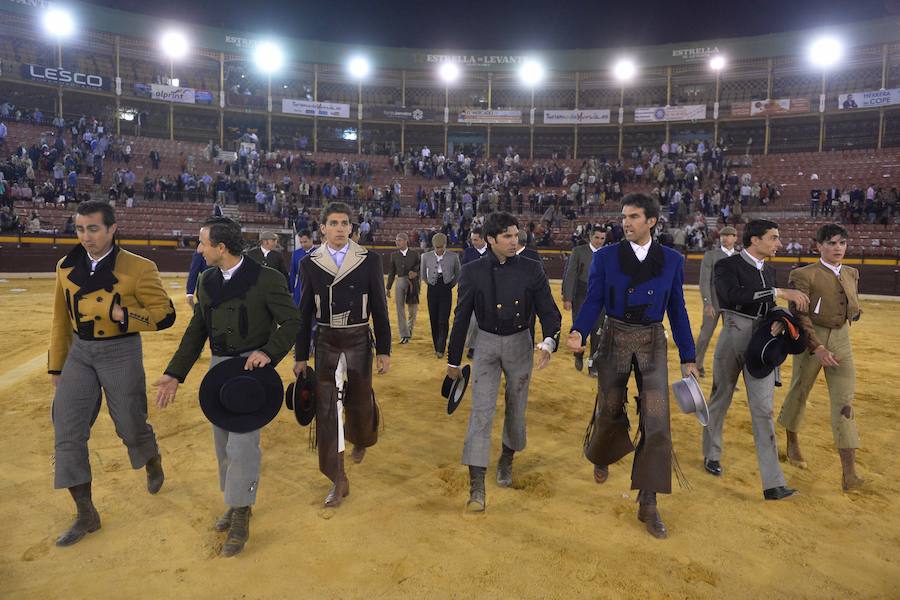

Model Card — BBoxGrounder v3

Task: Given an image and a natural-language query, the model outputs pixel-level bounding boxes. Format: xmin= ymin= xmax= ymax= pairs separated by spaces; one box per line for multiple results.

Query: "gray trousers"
xmin=701 ymin=311 xmax=786 ymax=490
xmin=694 ymin=308 xmax=722 ymax=369
xmin=464 ymin=317 xmax=479 ymax=350
xmin=462 ymin=329 xmax=533 ymax=468
xmin=53 ymin=335 xmax=158 ymax=489
xmin=210 ymin=354 xmax=261 ymax=507
xmin=394 ymin=278 xmax=418 ymax=339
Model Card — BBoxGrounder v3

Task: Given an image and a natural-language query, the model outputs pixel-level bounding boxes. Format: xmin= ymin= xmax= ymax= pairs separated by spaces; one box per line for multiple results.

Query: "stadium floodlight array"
xmin=809 ymin=36 xmax=843 ymax=68
xmin=348 ymin=56 xmax=371 ymax=79
xmin=613 ymin=59 xmax=636 ymax=81
xmin=709 ymin=55 xmax=726 ymax=71
xmin=42 ymin=7 xmax=75 ymax=38
xmin=519 ymin=59 xmax=544 ymax=87
xmin=254 ymin=41 xmax=285 ymax=74
xmin=160 ymin=30 xmax=189 ymax=61
xmin=439 ymin=62 xmax=460 ymax=84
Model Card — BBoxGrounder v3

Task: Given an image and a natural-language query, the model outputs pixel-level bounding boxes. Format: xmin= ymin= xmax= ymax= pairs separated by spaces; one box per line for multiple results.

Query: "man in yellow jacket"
xmin=49 ymin=200 xmax=176 ymax=547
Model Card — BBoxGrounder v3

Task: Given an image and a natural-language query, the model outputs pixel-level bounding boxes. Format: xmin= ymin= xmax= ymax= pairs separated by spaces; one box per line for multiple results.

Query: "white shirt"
xmin=221 ymin=257 xmax=244 ymax=282
xmin=435 ymin=252 xmax=444 ymax=274
xmin=516 ymin=247 xmax=526 ymax=256
xmin=476 ymin=246 xmax=487 ymax=255
xmin=589 ymin=243 xmax=602 ymax=253
xmin=261 ymin=247 xmax=271 ymax=258
xmin=87 ymin=246 xmax=114 ymax=273
xmin=629 ymin=239 xmax=652 ymax=262
xmin=721 ymin=246 xmax=735 ymax=257
xmin=328 ymin=243 xmax=350 ymax=268
xmin=742 ymin=249 xmax=765 ymax=271
xmin=399 ymin=248 xmax=408 ymax=257
xmin=820 ymin=258 xmax=842 ymax=277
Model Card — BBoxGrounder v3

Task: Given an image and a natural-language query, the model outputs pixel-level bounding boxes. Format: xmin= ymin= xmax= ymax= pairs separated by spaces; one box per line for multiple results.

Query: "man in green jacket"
xmin=154 ymin=216 xmax=300 ymax=557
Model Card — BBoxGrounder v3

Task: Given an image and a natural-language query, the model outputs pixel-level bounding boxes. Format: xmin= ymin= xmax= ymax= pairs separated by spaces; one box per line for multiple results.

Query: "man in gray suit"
xmin=694 ymin=226 xmax=737 ymax=377
xmin=421 ymin=233 xmax=461 ymax=358
xmin=562 ymin=228 xmax=606 ymax=375
xmin=386 ymin=233 xmax=420 ymax=344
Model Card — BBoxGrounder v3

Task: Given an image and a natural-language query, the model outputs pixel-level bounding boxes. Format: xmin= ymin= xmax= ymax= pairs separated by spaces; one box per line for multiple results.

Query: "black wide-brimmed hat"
xmin=442 ymin=364 xmax=471 ymax=415
xmin=746 ymin=308 xmax=808 ymax=380
xmin=199 ymin=357 xmax=284 ymax=433
xmin=285 ymin=366 xmax=317 ymax=427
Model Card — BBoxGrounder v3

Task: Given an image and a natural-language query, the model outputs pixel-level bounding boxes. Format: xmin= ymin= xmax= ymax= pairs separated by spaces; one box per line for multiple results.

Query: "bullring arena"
xmin=2 ymin=1 xmax=900 ymax=598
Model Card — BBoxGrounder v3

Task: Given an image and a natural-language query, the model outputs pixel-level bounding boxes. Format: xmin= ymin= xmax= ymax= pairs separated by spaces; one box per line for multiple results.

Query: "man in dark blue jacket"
xmin=567 ymin=193 xmax=698 ymax=540
xmin=185 ymin=248 xmax=208 ymax=308
xmin=288 ymin=229 xmax=315 ymax=306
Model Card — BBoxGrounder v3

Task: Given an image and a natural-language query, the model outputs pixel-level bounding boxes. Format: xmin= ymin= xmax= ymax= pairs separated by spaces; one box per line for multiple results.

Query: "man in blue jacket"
xmin=288 ymin=229 xmax=315 ymax=306
xmin=567 ymin=193 xmax=698 ymax=539
xmin=185 ymin=247 xmax=208 ymax=308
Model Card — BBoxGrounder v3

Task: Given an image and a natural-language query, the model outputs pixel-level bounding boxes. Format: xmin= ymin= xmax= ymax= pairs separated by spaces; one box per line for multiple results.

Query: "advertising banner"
xmin=634 ymin=104 xmax=707 ymax=122
xmin=838 ymin=89 xmax=900 ymax=109
xmin=542 ymin=109 xmax=611 ymax=124
xmin=281 ymin=99 xmax=351 ymax=118
xmin=458 ymin=109 xmax=522 ymax=124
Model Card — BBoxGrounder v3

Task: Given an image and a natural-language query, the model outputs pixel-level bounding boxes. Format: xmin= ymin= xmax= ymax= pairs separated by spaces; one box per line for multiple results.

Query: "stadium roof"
xmin=4 ymin=0 xmax=900 ymax=71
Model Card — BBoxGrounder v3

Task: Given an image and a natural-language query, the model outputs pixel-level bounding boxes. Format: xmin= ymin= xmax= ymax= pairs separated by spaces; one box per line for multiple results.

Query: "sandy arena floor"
xmin=1 ymin=275 xmax=898 ymax=599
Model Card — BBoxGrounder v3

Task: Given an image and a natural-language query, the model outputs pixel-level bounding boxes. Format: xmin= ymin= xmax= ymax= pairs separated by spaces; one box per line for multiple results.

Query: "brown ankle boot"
xmin=324 ymin=453 xmax=350 ymax=508
xmin=839 ymin=448 xmax=864 ymax=491
xmin=593 ymin=464 xmax=609 ymax=484
xmin=351 ymin=445 xmax=367 ymax=464
xmin=636 ymin=491 xmax=667 ymax=539
xmin=786 ymin=431 xmax=808 ymax=469
xmin=221 ymin=507 xmax=251 ymax=557
xmin=56 ymin=483 xmax=101 ymax=547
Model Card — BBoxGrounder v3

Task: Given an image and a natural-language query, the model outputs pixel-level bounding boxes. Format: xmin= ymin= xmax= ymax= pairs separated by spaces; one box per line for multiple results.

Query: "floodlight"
xmin=520 ymin=60 xmax=544 ymax=86
xmin=709 ymin=55 xmax=726 ymax=71
xmin=254 ymin=41 xmax=285 ymax=74
xmin=160 ymin=30 xmax=189 ymax=60
xmin=348 ymin=56 xmax=370 ymax=79
xmin=613 ymin=59 xmax=636 ymax=81
xmin=809 ymin=36 xmax=842 ymax=68
xmin=439 ymin=62 xmax=460 ymax=83
xmin=42 ymin=7 xmax=75 ymax=38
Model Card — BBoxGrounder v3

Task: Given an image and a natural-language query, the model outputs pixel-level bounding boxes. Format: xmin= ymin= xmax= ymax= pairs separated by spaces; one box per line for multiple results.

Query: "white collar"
xmin=589 ymin=243 xmax=602 ymax=253
xmin=516 ymin=247 xmax=526 ymax=255
xmin=261 ymin=247 xmax=271 ymax=257
xmin=721 ymin=246 xmax=735 ymax=256
xmin=328 ymin=243 xmax=350 ymax=256
xmin=629 ymin=239 xmax=652 ymax=252
xmin=399 ymin=248 xmax=408 ymax=256
xmin=820 ymin=258 xmax=842 ymax=277
xmin=742 ymin=249 xmax=765 ymax=270
xmin=220 ymin=257 xmax=244 ymax=280
xmin=435 ymin=251 xmax=445 ymax=260
xmin=476 ymin=246 xmax=487 ymax=254
xmin=87 ymin=246 xmax=114 ymax=266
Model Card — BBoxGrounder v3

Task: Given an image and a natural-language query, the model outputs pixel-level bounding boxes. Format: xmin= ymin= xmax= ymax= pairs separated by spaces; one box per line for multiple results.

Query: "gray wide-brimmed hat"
xmin=672 ymin=374 xmax=710 ymax=426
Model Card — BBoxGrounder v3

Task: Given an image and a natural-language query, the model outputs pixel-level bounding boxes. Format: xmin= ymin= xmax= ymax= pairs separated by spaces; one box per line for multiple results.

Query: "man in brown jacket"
xmin=778 ymin=224 xmax=864 ymax=491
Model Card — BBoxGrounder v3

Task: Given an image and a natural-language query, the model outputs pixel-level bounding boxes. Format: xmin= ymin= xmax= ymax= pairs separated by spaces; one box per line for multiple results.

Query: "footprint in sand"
xmin=511 ymin=472 xmax=553 ymax=498
xmin=21 ymin=539 xmax=50 ymax=562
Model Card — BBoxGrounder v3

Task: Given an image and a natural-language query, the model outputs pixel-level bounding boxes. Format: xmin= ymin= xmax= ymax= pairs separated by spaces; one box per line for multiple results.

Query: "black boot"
xmin=214 ymin=507 xmax=234 ymax=532
xmin=221 ymin=506 xmax=251 ymax=557
xmin=145 ymin=454 xmax=164 ymax=494
xmin=467 ymin=466 xmax=486 ymax=512
xmin=496 ymin=444 xmax=514 ymax=487
xmin=56 ymin=483 xmax=101 ymax=547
